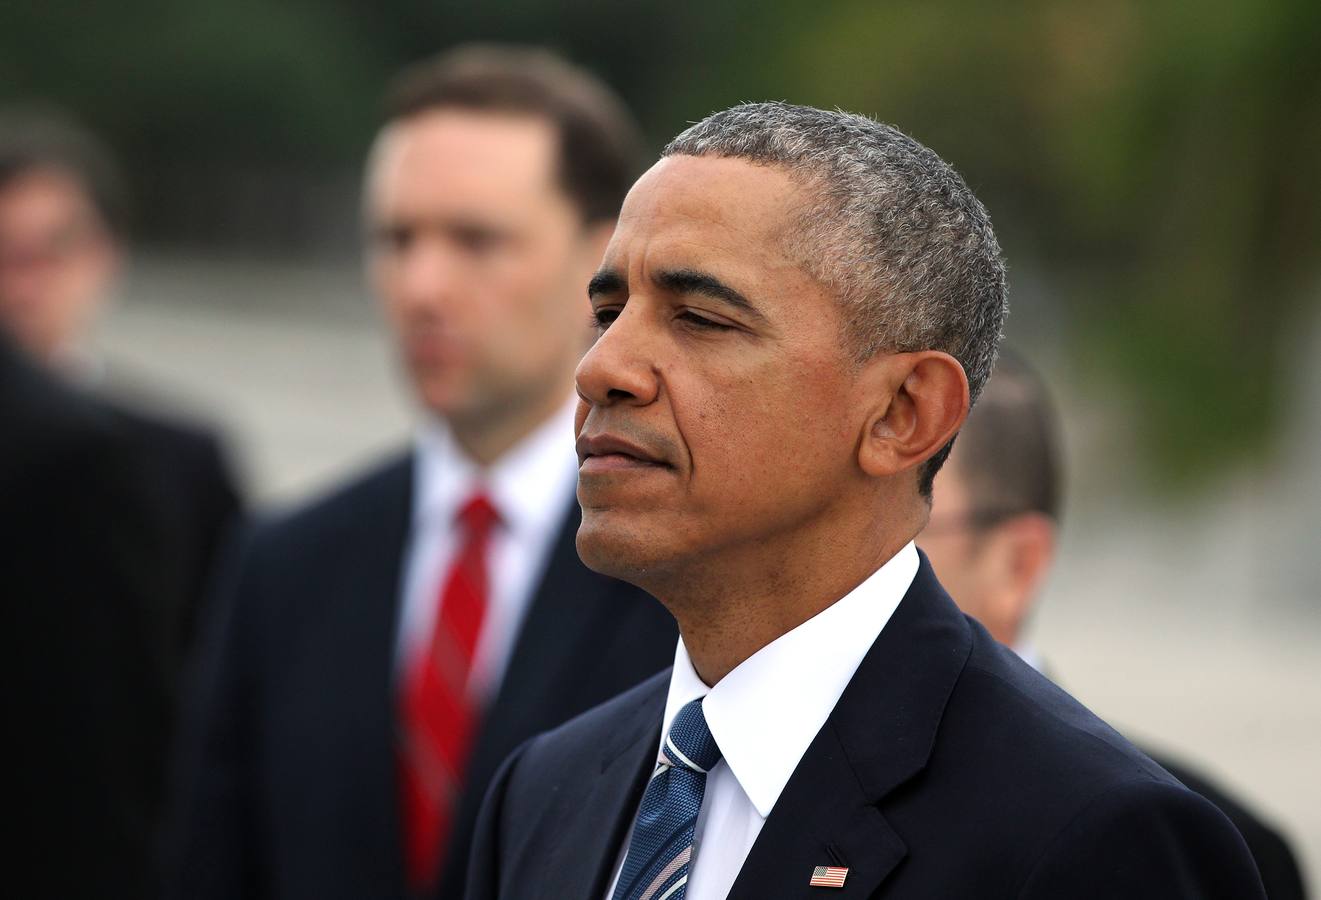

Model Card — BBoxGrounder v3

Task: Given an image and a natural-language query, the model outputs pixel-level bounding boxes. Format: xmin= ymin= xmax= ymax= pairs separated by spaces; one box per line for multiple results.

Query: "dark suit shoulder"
xmin=922 ymin=624 xmax=1261 ymax=898
xmin=216 ymin=451 xmax=412 ymax=662
xmin=108 ymin=399 xmax=222 ymax=456
xmin=1015 ymin=774 xmax=1266 ymax=899
xmin=957 ymin=624 xmax=1170 ymax=787
xmin=248 ymin=451 xmax=412 ymax=560
xmin=100 ymin=383 xmax=243 ymax=497
xmin=1148 ymin=752 xmax=1307 ymax=900
xmin=0 ymin=343 xmax=124 ymax=466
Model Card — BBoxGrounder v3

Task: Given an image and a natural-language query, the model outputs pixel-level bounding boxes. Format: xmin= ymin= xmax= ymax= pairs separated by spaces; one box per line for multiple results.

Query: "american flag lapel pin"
xmin=809 ymin=865 xmax=849 ymax=888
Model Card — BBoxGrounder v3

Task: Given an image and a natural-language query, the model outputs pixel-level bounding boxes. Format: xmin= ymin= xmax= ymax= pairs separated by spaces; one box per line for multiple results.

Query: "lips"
xmin=575 ymin=433 xmax=670 ymax=470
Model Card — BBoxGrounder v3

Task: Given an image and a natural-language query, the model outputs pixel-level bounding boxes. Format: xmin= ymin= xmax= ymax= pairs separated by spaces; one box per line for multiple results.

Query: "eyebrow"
xmin=587 ymin=269 xmax=625 ymax=299
xmin=587 ymin=266 xmax=767 ymax=323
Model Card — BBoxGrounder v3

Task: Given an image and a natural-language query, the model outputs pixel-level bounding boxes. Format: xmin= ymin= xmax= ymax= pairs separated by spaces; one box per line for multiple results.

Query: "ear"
xmin=857 ymin=350 xmax=969 ymax=480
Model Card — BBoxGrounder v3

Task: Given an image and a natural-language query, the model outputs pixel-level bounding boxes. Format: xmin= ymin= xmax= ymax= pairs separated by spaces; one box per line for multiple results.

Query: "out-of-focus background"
xmin=4 ymin=0 xmax=1318 ymax=889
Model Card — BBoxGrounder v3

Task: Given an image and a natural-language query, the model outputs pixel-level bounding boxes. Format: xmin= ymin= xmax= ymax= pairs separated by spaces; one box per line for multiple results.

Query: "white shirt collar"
xmin=413 ymin=396 xmax=579 ymax=537
xmin=658 ymin=541 xmax=919 ymax=818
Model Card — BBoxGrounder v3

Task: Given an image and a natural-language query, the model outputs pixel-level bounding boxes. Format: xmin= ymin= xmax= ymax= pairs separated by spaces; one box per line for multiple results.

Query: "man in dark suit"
xmin=2 ymin=333 xmax=175 ymax=897
xmin=0 ymin=108 xmax=244 ymax=649
xmin=166 ymin=46 xmax=676 ymax=900
xmin=465 ymin=102 xmax=1265 ymax=899
xmin=917 ymin=352 xmax=1308 ymax=899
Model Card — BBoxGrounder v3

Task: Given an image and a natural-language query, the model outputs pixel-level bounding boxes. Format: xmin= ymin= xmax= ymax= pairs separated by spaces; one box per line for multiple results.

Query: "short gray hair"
xmin=662 ymin=102 xmax=1007 ymax=496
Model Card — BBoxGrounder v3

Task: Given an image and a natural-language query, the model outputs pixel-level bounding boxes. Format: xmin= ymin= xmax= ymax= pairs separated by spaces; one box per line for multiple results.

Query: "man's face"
xmin=0 ymin=167 xmax=117 ymax=360
xmin=367 ymin=110 xmax=598 ymax=426
xmin=574 ymin=155 xmax=871 ymax=581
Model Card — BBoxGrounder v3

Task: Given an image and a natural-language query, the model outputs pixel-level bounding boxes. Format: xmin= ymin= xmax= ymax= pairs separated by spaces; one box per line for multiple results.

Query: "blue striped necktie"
xmin=612 ymin=698 xmax=722 ymax=900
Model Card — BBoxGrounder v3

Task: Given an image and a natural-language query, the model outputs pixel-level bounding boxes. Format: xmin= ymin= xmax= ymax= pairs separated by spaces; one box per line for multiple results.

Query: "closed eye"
xmin=589 ymin=308 xmax=620 ymax=330
xmin=589 ymin=307 xmax=738 ymax=333
xmin=678 ymin=310 xmax=734 ymax=331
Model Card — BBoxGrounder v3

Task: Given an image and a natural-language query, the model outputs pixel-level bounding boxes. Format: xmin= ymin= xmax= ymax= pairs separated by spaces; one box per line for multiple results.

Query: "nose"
xmin=575 ymin=305 xmax=660 ymax=409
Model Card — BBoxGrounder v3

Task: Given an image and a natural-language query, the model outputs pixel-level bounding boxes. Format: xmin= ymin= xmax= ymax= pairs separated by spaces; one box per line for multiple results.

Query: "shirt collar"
xmin=413 ymin=396 xmax=579 ymax=537
xmin=658 ymin=542 xmax=919 ymax=818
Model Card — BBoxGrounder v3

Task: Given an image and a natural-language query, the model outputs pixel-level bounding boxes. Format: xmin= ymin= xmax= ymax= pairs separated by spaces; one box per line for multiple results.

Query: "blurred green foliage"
xmin=2 ymin=0 xmax=1317 ymax=486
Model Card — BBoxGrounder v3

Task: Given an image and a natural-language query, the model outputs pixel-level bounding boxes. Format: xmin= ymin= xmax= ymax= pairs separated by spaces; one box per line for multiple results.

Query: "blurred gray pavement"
xmin=102 ymin=254 xmax=1320 ymax=893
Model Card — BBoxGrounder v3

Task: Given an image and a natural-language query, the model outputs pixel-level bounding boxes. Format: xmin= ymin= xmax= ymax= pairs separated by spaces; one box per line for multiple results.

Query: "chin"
xmin=575 ymin=513 xmax=666 ymax=588
xmin=413 ymin=376 xmax=476 ymax=421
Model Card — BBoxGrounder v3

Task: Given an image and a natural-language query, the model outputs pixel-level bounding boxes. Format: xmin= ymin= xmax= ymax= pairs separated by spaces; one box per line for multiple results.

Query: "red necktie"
xmin=398 ymin=492 xmax=499 ymax=891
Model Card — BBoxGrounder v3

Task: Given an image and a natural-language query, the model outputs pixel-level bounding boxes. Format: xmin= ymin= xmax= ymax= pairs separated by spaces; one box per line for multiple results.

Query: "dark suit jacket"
xmin=466 ymin=555 xmax=1266 ymax=900
xmin=166 ymin=452 xmax=677 ymax=900
xmin=1150 ymin=753 xmax=1307 ymax=900
xmin=104 ymin=399 xmax=243 ymax=648
xmin=2 ymin=338 xmax=176 ymax=898
xmin=1030 ymin=663 xmax=1308 ymax=898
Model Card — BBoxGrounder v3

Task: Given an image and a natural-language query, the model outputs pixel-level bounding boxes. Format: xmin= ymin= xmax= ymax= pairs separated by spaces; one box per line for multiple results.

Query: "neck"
xmin=657 ymin=505 xmax=921 ymax=685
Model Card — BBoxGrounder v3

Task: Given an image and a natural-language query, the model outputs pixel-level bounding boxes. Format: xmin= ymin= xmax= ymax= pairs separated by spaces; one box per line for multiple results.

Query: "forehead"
xmin=610 ymin=155 xmax=803 ymax=264
xmin=0 ymin=167 xmax=95 ymax=225
xmin=366 ymin=109 xmax=561 ymax=217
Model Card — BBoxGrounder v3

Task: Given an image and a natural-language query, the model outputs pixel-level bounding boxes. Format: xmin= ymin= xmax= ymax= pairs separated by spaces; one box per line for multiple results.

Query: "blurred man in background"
xmin=2 ymin=330 xmax=174 ymax=898
xmin=0 ymin=109 xmax=244 ymax=642
xmin=168 ymin=46 xmax=676 ymax=900
xmin=918 ymin=351 xmax=1307 ymax=900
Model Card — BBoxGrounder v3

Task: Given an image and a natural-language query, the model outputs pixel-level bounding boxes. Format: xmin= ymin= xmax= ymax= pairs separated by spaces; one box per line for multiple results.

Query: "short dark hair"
xmin=0 ymin=107 xmax=130 ymax=237
xmin=662 ymin=102 xmax=1007 ymax=498
xmin=952 ymin=350 xmax=1062 ymax=523
xmin=383 ymin=44 xmax=644 ymax=225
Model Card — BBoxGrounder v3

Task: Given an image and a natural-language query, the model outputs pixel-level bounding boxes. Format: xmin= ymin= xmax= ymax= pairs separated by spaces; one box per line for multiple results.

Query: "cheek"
xmin=369 ymin=258 xmax=404 ymax=316
xmin=680 ymin=363 xmax=854 ymax=508
xmin=67 ymin=256 xmax=110 ymax=304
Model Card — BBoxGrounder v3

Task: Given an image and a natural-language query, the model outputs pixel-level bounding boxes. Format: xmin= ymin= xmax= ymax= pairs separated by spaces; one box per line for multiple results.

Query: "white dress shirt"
xmin=395 ymin=397 xmax=579 ymax=701
xmin=605 ymin=542 xmax=919 ymax=900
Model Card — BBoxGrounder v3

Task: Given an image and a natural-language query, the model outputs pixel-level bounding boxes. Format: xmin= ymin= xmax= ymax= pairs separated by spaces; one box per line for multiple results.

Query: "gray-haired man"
xmin=463 ymin=102 xmax=1265 ymax=900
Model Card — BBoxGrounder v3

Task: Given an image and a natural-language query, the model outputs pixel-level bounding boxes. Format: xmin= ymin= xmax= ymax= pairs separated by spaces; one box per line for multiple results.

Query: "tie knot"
xmin=664 ymin=698 xmax=722 ymax=774
xmin=457 ymin=492 xmax=499 ymax=537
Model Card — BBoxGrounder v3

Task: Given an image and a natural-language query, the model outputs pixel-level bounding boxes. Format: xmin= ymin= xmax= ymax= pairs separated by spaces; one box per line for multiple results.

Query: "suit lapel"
xmin=728 ymin=555 xmax=971 ymax=899
xmin=727 ymin=725 xmax=904 ymax=900
xmin=537 ymin=675 xmax=669 ymax=899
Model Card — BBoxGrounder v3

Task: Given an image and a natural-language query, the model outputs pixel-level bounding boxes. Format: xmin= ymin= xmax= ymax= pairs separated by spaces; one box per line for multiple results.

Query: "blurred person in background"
xmin=2 ymin=330 xmax=174 ymax=898
xmin=167 ymin=45 xmax=676 ymax=900
xmin=918 ymin=351 xmax=1307 ymax=900
xmin=0 ymin=108 xmax=245 ymax=644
